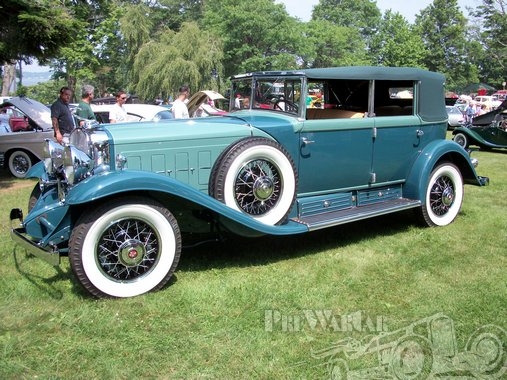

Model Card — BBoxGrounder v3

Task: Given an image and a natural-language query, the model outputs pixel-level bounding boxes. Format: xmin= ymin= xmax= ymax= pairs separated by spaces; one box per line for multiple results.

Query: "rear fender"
xmin=404 ymin=139 xmax=484 ymax=202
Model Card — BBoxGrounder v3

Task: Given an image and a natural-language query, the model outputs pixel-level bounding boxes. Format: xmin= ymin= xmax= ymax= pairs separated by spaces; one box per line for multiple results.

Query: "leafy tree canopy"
xmin=203 ymin=0 xmax=305 ymax=77
xmin=415 ymin=0 xmax=476 ymax=90
xmin=370 ymin=11 xmax=426 ymax=68
xmin=0 ymin=0 xmax=79 ymax=63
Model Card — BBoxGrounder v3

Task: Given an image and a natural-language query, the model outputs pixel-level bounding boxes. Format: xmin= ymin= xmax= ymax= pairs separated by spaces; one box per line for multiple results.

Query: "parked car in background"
xmin=453 ymin=98 xmax=507 ymax=150
xmin=91 ymin=103 xmax=173 ymax=123
xmin=4 ymin=106 xmax=30 ymax=132
xmin=92 ymin=95 xmax=140 ymax=105
xmin=492 ymin=90 xmax=507 ymax=101
xmin=446 ymin=105 xmax=465 ymax=130
xmin=10 ymin=66 xmax=488 ymax=298
xmin=474 ymin=95 xmax=501 ymax=110
xmin=0 ymin=97 xmax=54 ymax=177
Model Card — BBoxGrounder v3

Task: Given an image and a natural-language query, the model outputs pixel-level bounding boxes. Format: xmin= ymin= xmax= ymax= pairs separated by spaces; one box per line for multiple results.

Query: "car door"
xmin=297 ymin=116 xmax=374 ymax=195
xmin=370 ymin=81 xmax=424 ymax=184
xmin=372 ymin=115 xmax=423 ymax=184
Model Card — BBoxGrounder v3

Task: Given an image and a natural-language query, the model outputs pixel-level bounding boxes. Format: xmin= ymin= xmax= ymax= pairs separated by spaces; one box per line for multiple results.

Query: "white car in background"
xmin=446 ymin=105 xmax=465 ymax=130
xmin=473 ymin=96 xmax=502 ymax=110
xmin=91 ymin=104 xmax=173 ymax=123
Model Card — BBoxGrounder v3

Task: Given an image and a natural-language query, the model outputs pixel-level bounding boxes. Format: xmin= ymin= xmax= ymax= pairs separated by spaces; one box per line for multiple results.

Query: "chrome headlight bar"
xmin=42 ymin=128 xmax=110 ymax=188
xmin=42 ymin=139 xmax=65 ymax=176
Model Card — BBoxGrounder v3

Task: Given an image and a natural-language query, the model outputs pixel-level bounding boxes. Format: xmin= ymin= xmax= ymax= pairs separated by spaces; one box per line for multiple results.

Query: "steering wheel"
xmin=273 ymin=98 xmax=298 ymax=113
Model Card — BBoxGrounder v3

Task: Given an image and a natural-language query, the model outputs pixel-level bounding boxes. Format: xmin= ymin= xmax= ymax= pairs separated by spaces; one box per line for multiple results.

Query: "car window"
xmin=305 ymin=79 xmax=415 ymax=119
xmin=153 ymin=110 xmax=173 ymax=121
xmin=231 ymin=76 xmax=302 ymax=116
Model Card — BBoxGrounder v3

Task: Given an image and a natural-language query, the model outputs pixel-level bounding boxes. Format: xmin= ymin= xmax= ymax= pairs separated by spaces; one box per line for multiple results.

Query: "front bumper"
xmin=10 ymin=208 xmax=61 ymax=266
xmin=478 ymin=176 xmax=489 ymax=186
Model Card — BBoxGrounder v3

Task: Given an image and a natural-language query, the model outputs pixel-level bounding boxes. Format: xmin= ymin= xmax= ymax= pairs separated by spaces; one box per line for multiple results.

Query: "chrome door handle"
xmin=301 ymin=137 xmax=315 ymax=146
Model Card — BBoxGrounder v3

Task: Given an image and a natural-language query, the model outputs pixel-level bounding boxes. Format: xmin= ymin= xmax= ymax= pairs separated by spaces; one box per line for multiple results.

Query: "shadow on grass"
xmin=0 ymin=168 xmax=37 ymax=191
xmin=10 ymin=210 xmax=418 ymax=299
xmin=178 ymin=210 xmax=417 ymax=273
xmin=12 ymin=246 xmax=69 ymax=299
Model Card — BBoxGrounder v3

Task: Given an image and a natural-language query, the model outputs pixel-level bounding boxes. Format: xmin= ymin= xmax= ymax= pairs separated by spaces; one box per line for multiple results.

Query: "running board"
xmin=292 ymin=198 xmax=421 ymax=231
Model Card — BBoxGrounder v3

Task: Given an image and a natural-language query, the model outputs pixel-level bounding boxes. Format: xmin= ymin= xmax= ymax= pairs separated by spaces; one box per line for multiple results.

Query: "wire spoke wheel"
xmin=69 ymin=197 xmax=181 ymax=298
xmin=418 ymin=163 xmax=463 ymax=227
xmin=97 ymin=218 xmax=160 ymax=281
xmin=429 ymin=174 xmax=455 ymax=216
xmin=235 ymin=158 xmax=282 ymax=215
xmin=209 ymin=137 xmax=297 ymax=225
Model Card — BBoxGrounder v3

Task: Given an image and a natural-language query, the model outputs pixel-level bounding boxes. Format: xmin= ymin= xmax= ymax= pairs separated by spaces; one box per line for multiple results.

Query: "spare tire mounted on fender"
xmin=209 ymin=137 xmax=297 ymax=225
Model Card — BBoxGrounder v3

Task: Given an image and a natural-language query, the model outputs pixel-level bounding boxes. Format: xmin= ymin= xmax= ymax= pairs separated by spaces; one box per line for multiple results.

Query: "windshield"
xmin=230 ymin=76 xmax=303 ymax=117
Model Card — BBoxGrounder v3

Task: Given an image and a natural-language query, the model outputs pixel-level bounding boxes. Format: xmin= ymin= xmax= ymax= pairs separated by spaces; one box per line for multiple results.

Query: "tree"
xmin=471 ymin=0 xmax=507 ymax=88
xmin=370 ymin=11 xmax=426 ymax=68
xmin=1 ymin=64 xmax=16 ymax=95
xmin=415 ymin=0 xmax=476 ymax=91
xmin=312 ymin=0 xmax=382 ymax=49
xmin=203 ymin=0 xmax=305 ymax=77
xmin=0 ymin=0 xmax=79 ymax=63
xmin=132 ymin=22 xmax=223 ymax=101
xmin=301 ymin=21 xmax=370 ymax=68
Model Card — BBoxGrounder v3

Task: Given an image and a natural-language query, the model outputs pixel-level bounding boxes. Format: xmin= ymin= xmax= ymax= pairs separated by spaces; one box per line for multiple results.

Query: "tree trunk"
xmin=1 ymin=63 xmax=16 ymax=96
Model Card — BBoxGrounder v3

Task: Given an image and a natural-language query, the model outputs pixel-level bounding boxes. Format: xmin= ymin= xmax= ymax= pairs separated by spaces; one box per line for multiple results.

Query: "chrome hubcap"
xmin=430 ymin=175 xmax=454 ymax=215
xmin=235 ymin=159 xmax=281 ymax=215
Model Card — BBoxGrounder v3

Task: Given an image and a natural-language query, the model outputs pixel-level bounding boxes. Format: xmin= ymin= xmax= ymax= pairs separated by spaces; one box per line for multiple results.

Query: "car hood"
xmin=187 ymin=90 xmax=225 ymax=117
xmin=472 ymin=98 xmax=507 ymax=126
xmin=0 ymin=96 xmax=52 ymax=130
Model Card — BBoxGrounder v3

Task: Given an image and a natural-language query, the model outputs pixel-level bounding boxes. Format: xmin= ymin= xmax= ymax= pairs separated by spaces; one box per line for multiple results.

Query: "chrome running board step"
xmin=293 ymin=198 xmax=421 ymax=231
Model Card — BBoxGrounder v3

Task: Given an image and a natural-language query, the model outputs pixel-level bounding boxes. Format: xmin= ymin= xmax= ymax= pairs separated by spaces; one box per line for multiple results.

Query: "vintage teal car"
xmin=10 ymin=66 xmax=489 ymax=298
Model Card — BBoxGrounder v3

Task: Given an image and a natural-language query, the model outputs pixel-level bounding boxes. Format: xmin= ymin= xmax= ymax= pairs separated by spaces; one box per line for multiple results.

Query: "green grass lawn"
xmin=1 ymin=148 xmax=506 ymax=379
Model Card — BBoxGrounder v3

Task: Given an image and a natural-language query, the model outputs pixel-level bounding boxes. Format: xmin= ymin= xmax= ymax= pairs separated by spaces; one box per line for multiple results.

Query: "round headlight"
xmin=42 ymin=139 xmax=65 ymax=175
xmin=63 ymin=145 xmax=93 ymax=185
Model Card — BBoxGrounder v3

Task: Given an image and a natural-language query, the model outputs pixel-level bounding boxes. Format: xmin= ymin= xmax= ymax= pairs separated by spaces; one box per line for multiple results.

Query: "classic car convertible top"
xmin=10 ymin=66 xmax=488 ymax=298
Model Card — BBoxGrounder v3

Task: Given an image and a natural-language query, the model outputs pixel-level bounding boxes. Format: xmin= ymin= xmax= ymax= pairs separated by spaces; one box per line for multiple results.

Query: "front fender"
xmin=404 ymin=139 xmax=485 ymax=202
xmin=26 ymin=160 xmax=45 ymax=178
xmin=66 ymin=170 xmax=309 ymax=236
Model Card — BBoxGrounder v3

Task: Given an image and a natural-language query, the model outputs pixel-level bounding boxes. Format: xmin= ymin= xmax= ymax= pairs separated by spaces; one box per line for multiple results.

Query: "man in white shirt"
xmin=109 ymin=91 xmax=129 ymax=123
xmin=171 ymin=86 xmax=190 ymax=119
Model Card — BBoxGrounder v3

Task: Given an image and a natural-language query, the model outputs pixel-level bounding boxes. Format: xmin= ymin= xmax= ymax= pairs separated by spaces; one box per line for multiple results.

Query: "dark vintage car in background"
xmin=452 ymin=99 xmax=507 ymax=149
xmin=10 ymin=66 xmax=488 ymax=298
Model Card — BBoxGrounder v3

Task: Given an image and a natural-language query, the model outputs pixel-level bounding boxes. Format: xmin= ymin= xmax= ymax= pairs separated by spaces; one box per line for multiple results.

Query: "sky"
xmin=276 ymin=0 xmax=480 ymax=23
